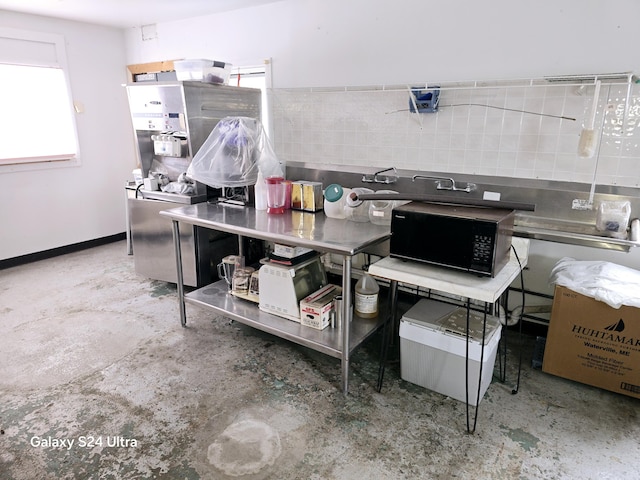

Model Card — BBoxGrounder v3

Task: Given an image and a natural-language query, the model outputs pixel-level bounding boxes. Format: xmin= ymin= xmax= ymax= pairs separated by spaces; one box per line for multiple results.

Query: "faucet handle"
xmin=362 ymin=167 xmax=398 ymax=184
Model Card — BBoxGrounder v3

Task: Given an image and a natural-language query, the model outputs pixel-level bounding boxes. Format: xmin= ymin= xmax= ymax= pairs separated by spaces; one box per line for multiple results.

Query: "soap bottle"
xmin=254 ymin=171 xmax=267 ymax=210
xmin=355 ymin=272 xmax=379 ymax=318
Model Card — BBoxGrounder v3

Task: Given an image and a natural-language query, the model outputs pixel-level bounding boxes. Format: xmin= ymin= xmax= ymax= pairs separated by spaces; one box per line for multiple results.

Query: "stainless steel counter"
xmin=161 ymin=203 xmax=391 ymax=255
xmin=160 ymin=203 xmax=392 ymax=395
xmin=125 ymin=183 xmax=207 ymax=204
xmin=514 ymin=213 xmax=640 ymax=252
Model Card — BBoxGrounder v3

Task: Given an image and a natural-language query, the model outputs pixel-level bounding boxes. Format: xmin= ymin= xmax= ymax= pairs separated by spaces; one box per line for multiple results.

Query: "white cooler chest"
xmin=399 ymin=299 xmax=502 ymax=406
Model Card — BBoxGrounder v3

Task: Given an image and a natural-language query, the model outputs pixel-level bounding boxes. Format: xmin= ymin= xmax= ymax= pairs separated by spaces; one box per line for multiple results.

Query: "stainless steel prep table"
xmin=160 ymin=203 xmax=392 ymax=395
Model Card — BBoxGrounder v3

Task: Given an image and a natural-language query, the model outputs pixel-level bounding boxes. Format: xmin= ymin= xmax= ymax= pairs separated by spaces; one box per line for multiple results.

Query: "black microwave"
xmin=390 ymin=202 xmax=515 ymax=277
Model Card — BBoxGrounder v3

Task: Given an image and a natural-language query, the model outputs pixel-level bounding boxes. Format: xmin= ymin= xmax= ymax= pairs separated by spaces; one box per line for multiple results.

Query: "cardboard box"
xmin=300 ymin=285 xmax=342 ymax=330
xmin=399 ymin=299 xmax=502 ymax=406
xmin=126 ymin=60 xmax=178 ymax=82
xmin=273 ymin=244 xmax=314 ymax=259
xmin=543 ymin=285 xmax=640 ymax=399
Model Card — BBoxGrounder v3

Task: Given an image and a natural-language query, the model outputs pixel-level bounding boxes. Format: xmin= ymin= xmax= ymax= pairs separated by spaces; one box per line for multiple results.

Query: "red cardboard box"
xmin=542 ymin=285 xmax=640 ymax=399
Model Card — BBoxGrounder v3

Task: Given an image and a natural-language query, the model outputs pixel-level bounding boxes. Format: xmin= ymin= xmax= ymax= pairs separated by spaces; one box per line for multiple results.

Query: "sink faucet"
xmin=412 ymin=174 xmax=477 ymax=193
xmin=362 ymin=167 xmax=398 ymax=184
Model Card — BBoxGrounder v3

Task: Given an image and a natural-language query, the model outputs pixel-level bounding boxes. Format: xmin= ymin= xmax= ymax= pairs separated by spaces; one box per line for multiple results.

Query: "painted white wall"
xmin=124 ymin=0 xmax=640 ymax=87
xmin=0 ymin=11 xmax=136 ymax=260
xmin=124 ymin=1 xmax=289 ymax=73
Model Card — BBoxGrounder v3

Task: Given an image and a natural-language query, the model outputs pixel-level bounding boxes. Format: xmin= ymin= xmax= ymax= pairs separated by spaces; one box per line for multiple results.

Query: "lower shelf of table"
xmin=185 ymin=279 xmax=387 ymax=359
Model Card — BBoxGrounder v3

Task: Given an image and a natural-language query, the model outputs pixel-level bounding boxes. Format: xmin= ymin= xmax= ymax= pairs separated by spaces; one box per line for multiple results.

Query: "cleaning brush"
xmin=577 ymin=80 xmax=601 ymax=158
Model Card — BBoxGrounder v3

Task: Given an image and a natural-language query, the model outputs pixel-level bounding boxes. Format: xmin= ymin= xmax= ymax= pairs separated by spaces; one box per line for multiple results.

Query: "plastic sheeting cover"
xmin=187 ymin=117 xmax=283 ymax=188
xmin=549 ymin=257 xmax=640 ymax=309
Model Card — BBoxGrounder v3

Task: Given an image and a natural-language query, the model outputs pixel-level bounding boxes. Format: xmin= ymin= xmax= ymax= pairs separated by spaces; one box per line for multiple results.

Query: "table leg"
xmin=341 ymin=256 xmax=352 ymax=396
xmin=465 ymin=299 xmax=488 ymax=434
xmin=497 ymin=294 xmax=508 ymax=383
xmin=237 ymin=234 xmax=244 ymax=258
xmin=125 ymin=188 xmax=133 ymax=256
xmin=171 ymin=220 xmax=187 ymax=327
xmin=377 ymin=279 xmax=397 ymax=392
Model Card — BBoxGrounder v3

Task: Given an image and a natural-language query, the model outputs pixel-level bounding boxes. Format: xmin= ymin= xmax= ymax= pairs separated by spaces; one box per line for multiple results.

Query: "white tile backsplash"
xmin=270 ymin=82 xmax=640 ymax=187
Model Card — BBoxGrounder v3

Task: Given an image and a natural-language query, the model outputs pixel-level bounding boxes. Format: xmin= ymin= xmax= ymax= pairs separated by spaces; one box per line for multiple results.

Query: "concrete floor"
xmin=1 ymin=240 xmax=639 ymax=480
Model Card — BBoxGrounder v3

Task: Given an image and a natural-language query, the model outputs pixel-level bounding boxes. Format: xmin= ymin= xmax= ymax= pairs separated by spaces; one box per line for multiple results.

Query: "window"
xmin=230 ymin=64 xmax=270 ymax=137
xmin=0 ymin=28 xmax=79 ymax=171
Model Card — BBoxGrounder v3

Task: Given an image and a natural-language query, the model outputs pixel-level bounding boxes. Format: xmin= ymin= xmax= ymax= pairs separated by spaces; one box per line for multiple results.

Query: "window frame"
xmin=0 ymin=27 xmax=81 ymax=173
xmin=230 ymin=63 xmax=270 ymax=138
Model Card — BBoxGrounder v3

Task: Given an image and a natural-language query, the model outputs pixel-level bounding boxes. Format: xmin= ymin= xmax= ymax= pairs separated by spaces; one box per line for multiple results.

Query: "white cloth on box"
xmin=549 ymin=257 xmax=640 ymax=309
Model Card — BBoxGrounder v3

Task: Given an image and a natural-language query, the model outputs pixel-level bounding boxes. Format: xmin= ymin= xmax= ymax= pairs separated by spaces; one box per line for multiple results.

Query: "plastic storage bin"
xmin=399 ymin=298 xmax=502 ymax=406
xmin=368 ymin=190 xmax=407 ymax=226
xmin=174 ymin=59 xmax=232 ymax=84
xmin=345 ymin=187 xmax=373 ymax=223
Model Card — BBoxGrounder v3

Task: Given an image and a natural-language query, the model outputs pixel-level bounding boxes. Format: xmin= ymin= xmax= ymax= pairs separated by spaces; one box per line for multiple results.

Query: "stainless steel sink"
xmin=514 ymin=214 xmax=640 ymax=252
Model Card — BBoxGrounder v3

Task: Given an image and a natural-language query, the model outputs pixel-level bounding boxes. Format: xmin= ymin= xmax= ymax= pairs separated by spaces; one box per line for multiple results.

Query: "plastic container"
xmin=345 ymin=187 xmax=373 ymax=223
xmin=354 ymin=272 xmax=379 ymax=318
xmin=132 ymin=168 xmax=143 ymax=186
xmin=631 ymin=218 xmax=639 ymax=242
xmin=400 ymin=299 xmax=502 ymax=406
xmin=283 ymin=180 xmax=292 ymax=210
xmin=232 ymin=266 xmax=255 ymax=294
xmin=266 ymin=176 xmax=286 ymax=214
xmin=323 ymin=184 xmax=352 ymax=219
xmin=368 ymin=190 xmax=402 ymax=226
xmin=174 ymin=59 xmax=232 ymax=84
xmin=596 ymin=201 xmax=631 ymax=239
xmin=254 ymin=172 xmax=267 ymax=210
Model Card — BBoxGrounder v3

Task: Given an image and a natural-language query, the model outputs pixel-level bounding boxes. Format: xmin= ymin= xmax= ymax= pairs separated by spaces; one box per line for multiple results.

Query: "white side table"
xmin=369 ymin=237 xmax=530 ymax=432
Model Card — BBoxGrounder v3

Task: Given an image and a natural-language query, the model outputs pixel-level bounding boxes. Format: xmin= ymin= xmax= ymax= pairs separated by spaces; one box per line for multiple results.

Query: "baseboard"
xmin=0 ymin=233 xmax=127 ymax=270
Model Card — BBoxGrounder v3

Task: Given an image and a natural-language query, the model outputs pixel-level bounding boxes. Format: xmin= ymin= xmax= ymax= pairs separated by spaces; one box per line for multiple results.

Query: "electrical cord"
xmin=440 ymin=103 xmax=576 ymax=121
xmin=387 ymin=103 xmax=576 ymax=121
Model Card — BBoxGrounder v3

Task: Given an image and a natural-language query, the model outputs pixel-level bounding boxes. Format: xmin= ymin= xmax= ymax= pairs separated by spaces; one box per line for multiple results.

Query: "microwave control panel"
xmin=470 ymin=231 xmax=496 ymax=273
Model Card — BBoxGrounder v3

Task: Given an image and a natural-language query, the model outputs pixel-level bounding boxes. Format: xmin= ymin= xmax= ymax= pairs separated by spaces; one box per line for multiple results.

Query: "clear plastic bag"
xmin=186 ymin=117 xmax=283 ymax=188
xmin=549 ymin=257 xmax=640 ymax=308
xmin=596 ymin=201 xmax=631 ymax=239
xmin=161 ymin=173 xmax=195 ymax=195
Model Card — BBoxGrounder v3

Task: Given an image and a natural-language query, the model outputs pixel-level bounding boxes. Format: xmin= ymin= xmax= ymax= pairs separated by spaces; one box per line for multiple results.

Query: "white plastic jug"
xmin=355 ymin=272 xmax=379 ymax=318
xmin=254 ymin=171 xmax=267 ymax=210
xmin=324 ymin=184 xmax=352 ymax=219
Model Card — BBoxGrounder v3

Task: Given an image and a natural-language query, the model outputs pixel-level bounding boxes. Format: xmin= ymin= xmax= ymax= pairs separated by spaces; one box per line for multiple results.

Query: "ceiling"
xmin=0 ymin=0 xmax=279 ymax=29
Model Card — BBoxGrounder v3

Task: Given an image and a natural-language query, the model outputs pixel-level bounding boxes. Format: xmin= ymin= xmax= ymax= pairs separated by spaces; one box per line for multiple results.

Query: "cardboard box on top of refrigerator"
xmin=542 ymin=285 xmax=640 ymax=399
